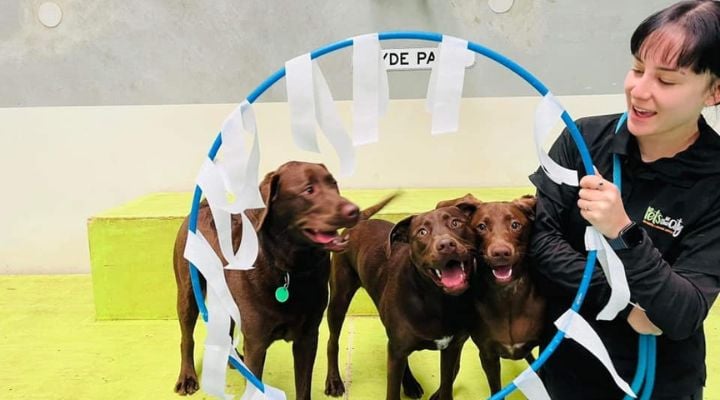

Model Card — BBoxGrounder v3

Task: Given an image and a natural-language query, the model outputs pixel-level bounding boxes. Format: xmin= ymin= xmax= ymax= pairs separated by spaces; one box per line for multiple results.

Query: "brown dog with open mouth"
xmin=438 ymin=194 xmax=544 ymax=395
xmin=173 ymin=161 xmax=380 ymax=400
xmin=324 ymin=203 xmax=478 ymax=400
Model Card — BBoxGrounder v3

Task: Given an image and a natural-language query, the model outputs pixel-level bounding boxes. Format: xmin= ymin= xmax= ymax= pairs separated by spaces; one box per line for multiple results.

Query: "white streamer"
xmin=513 ymin=368 xmax=551 ymax=400
xmin=194 ymin=100 xmax=264 ymax=271
xmin=220 ymin=100 xmax=264 ymax=210
xmin=184 ymin=232 xmax=242 ymax=399
xmin=534 ymin=93 xmax=579 ymax=186
xmin=196 ymin=159 xmax=259 ymax=270
xmin=311 ymin=62 xmax=356 ymax=176
xmin=352 ymin=33 xmax=389 ymax=145
xmin=219 ymin=102 xmax=249 ymax=192
xmin=286 ymin=54 xmax=320 ymax=152
xmin=240 ymin=384 xmax=286 ymax=400
xmin=184 ymin=231 xmax=242 ymax=323
xmin=203 ymin=288 xmax=235 ymax=400
xmin=185 ymin=231 xmax=286 ymax=399
xmin=585 ymin=227 xmax=631 ymax=320
xmin=425 ymin=35 xmax=471 ymax=134
xmin=555 ymin=309 xmax=636 ymax=398
xmin=285 ymin=53 xmax=356 ymax=176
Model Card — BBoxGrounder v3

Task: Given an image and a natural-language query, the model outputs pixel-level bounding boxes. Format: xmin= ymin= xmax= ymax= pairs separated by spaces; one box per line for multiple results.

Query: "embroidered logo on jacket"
xmin=643 ymin=206 xmax=684 ymax=237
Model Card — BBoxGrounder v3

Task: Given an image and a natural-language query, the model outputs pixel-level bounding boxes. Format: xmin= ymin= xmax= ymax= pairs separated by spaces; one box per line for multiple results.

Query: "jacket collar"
xmin=611 ymin=115 xmax=720 ymax=186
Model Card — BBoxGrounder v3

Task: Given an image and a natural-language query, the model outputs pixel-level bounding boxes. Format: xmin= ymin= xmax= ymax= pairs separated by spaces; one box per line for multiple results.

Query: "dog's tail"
xmin=360 ymin=191 xmax=402 ymax=220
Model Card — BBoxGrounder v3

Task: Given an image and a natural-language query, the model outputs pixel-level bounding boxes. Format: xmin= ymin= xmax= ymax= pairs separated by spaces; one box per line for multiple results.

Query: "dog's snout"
xmin=489 ymin=244 xmax=512 ymax=258
xmin=341 ymin=202 xmax=360 ymax=220
xmin=436 ymin=238 xmax=457 ymax=254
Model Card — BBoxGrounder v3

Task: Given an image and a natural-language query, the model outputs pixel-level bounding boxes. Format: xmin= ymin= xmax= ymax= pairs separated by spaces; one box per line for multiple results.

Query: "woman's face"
xmin=624 ymin=30 xmax=718 ymax=143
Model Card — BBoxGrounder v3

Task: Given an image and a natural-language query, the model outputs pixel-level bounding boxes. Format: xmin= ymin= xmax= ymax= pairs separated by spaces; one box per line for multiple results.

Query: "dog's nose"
xmin=341 ymin=203 xmax=360 ymax=220
xmin=490 ymin=245 xmax=512 ymax=258
xmin=436 ymin=238 xmax=457 ymax=253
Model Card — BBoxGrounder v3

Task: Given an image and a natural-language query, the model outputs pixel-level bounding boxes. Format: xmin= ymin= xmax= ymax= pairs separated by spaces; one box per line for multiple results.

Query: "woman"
xmin=529 ymin=1 xmax=720 ymax=399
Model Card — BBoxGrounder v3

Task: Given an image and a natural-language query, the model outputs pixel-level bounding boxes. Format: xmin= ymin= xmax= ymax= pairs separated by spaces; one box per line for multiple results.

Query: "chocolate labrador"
xmin=173 ymin=161 xmax=365 ymax=399
xmin=324 ymin=204 xmax=478 ymax=400
xmin=438 ymin=194 xmax=544 ymax=395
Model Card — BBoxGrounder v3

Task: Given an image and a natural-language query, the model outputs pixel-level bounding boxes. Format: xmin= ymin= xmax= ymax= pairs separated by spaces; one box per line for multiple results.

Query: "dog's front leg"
xmin=432 ymin=339 xmax=465 ymax=400
xmin=242 ymin=336 xmax=269 ymax=382
xmin=386 ymin=343 xmax=409 ymax=400
xmin=478 ymin=346 xmax=502 ymax=394
xmin=292 ymin=332 xmax=319 ymax=400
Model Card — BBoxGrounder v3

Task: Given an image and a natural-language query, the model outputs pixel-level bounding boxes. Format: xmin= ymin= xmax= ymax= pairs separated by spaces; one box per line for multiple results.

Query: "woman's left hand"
xmin=577 ymin=174 xmax=632 ymax=238
xmin=627 ymin=306 xmax=663 ymax=335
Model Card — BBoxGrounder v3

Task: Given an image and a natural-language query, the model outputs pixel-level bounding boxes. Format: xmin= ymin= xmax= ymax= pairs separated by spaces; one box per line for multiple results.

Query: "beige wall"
xmin=3 ymin=95 xmax=718 ymax=274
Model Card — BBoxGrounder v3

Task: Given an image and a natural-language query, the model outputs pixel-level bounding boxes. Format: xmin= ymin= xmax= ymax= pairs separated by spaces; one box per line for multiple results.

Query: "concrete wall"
xmin=2 ymin=0 xmax=673 ymax=107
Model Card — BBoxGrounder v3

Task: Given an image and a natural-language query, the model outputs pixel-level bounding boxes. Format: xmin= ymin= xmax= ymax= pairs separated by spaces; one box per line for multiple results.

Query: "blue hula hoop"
xmin=613 ymin=113 xmax=656 ymax=400
xmin=185 ymin=30 xmax=647 ymax=399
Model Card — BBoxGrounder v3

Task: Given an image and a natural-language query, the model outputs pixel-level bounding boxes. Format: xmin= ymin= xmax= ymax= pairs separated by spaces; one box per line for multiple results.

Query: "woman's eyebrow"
xmin=633 ymin=56 xmax=686 ymax=74
xmin=657 ymin=65 xmax=683 ymax=73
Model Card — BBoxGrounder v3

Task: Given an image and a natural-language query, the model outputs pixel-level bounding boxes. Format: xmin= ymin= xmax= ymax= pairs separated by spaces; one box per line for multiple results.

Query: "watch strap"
xmin=606 ymin=222 xmax=640 ymax=250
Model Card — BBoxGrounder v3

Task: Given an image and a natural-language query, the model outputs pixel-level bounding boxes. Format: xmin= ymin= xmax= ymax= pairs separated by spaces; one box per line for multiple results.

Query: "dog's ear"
xmin=386 ymin=215 xmax=414 ymax=258
xmin=436 ymin=193 xmax=481 ymax=209
xmin=255 ymin=171 xmax=280 ymax=231
xmin=513 ymin=194 xmax=537 ymax=221
xmin=453 ymin=202 xmax=478 ymax=218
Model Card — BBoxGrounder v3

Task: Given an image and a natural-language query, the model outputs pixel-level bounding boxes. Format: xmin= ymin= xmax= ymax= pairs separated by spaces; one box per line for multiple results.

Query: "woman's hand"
xmin=577 ymin=174 xmax=632 ymax=238
xmin=627 ymin=305 xmax=663 ymax=335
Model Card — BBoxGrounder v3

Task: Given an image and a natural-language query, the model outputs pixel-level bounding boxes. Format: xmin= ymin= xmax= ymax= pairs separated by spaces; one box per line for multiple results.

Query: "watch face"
xmin=623 ymin=224 xmax=643 ymax=247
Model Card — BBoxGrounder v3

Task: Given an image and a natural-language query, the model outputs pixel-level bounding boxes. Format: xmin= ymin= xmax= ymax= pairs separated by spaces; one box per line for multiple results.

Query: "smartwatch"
xmin=606 ymin=222 xmax=643 ymax=250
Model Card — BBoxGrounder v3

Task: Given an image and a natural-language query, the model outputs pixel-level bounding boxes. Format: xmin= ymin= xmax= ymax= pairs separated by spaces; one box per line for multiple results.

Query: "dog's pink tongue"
xmin=310 ymin=231 xmax=337 ymax=244
xmin=441 ymin=265 xmax=465 ymax=288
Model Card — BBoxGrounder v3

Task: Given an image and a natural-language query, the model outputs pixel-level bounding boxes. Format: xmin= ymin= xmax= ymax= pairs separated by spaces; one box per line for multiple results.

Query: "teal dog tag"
xmin=275 ymin=286 xmax=289 ymax=303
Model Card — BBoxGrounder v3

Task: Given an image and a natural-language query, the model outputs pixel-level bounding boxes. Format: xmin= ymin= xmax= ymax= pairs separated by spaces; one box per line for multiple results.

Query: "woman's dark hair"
xmin=631 ymin=0 xmax=720 ymax=77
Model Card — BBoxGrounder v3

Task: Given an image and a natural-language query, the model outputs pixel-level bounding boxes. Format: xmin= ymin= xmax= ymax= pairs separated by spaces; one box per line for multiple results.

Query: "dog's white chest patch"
xmin=503 ymin=342 xmax=527 ymax=354
xmin=434 ymin=336 xmax=453 ymax=350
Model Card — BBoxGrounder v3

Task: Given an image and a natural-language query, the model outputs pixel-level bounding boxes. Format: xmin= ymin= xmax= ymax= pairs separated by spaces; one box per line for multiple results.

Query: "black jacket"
xmin=529 ymin=113 xmax=720 ymax=399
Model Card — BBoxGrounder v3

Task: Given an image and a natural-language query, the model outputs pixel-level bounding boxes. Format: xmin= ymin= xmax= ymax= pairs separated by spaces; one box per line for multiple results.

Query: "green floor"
xmin=1 ymin=275 xmax=718 ymax=399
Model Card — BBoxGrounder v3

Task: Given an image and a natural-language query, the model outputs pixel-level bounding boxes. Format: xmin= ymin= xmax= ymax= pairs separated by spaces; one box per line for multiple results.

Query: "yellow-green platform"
xmin=1 ymin=275 xmax=718 ymax=399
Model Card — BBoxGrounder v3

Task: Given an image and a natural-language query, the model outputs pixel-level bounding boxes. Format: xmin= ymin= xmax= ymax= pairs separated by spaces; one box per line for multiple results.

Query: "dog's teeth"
xmin=433 ymin=269 xmax=442 ymax=278
xmin=460 ymin=261 xmax=465 ymax=272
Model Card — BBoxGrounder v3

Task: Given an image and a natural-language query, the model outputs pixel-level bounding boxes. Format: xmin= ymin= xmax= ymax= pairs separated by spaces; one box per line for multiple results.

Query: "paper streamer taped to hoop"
xmin=426 ymin=35 xmax=472 ymax=134
xmin=352 ymin=33 xmax=389 ymax=145
xmin=555 ymin=309 xmax=636 ymax=398
xmin=513 ymin=368 xmax=551 ymax=400
xmin=286 ymin=53 xmax=356 ymax=176
xmin=585 ymin=227 xmax=631 ymax=320
xmin=196 ymin=159 xmax=259 ymax=270
xmin=534 ymin=93 xmax=579 ymax=186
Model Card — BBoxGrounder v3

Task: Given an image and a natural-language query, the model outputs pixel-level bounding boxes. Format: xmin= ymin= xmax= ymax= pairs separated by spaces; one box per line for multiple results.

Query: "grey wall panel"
xmin=1 ymin=0 xmax=673 ymax=107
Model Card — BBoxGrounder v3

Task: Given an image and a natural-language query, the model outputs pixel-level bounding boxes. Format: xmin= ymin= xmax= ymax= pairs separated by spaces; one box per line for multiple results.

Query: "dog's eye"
xmin=303 ymin=185 xmax=315 ymax=195
xmin=450 ymin=219 xmax=461 ymax=228
xmin=417 ymin=228 xmax=428 ymax=236
xmin=476 ymin=223 xmax=487 ymax=232
xmin=511 ymin=221 xmax=522 ymax=230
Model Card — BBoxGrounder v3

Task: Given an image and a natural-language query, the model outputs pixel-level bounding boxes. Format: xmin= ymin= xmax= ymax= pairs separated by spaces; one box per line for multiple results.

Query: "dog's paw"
xmin=403 ymin=380 xmax=424 ymax=399
xmin=174 ymin=374 xmax=199 ymax=395
xmin=324 ymin=376 xmax=346 ymax=397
